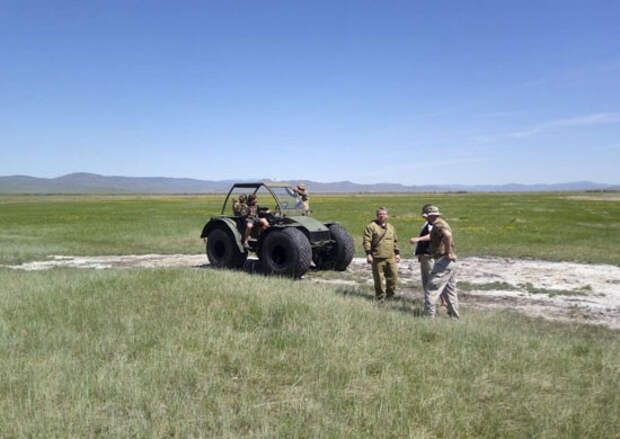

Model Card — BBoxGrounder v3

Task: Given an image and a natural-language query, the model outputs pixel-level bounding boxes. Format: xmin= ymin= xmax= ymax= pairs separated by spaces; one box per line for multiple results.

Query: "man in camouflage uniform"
xmin=363 ymin=207 xmax=401 ymax=301
xmin=410 ymin=205 xmax=459 ymax=318
xmin=232 ymin=194 xmax=248 ymax=215
xmin=293 ymin=183 xmax=310 ymax=215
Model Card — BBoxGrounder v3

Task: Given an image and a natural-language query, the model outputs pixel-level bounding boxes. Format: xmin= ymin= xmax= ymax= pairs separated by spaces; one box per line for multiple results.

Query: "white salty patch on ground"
xmin=4 ymin=255 xmax=619 ymax=329
xmin=2 ymin=254 xmax=207 ymax=270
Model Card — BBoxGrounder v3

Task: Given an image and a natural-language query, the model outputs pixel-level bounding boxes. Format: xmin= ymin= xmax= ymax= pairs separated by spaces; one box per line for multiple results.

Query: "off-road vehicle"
xmin=200 ymin=182 xmax=354 ymax=278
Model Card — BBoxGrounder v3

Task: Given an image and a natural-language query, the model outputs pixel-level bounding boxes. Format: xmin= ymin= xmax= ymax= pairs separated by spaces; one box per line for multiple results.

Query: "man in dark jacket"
xmin=413 ymin=204 xmax=434 ymax=286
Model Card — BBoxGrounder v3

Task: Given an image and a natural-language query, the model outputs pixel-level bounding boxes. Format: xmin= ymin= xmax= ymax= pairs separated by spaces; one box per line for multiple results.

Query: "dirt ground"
xmin=4 ymin=254 xmax=620 ymax=329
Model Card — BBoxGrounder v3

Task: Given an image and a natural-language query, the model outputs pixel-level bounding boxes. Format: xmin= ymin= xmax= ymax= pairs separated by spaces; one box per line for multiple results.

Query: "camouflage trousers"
xmin=372 ymin=257 xmax=398 ymax=300
xmin=424 ymin=256 xmax=459 ymax=318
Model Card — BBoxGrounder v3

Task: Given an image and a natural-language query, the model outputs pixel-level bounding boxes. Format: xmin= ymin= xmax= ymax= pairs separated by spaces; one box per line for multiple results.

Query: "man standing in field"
xmin=413 ymin=204 xmax=434 ymax=287
xmin=410 ymin=205 xmax=459 ymax=318
xmin=411 ymin=204 xmax=448 ymax=309
xmin=363 ymin=207 xmax=401 ymax=302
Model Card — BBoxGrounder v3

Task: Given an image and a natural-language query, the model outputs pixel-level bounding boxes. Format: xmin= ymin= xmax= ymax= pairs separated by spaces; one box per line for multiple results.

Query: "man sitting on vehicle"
xmin=243 ymin=194 xmax=270 ymax=249
xmin=232 ymin=194 xmax=248 ymax=215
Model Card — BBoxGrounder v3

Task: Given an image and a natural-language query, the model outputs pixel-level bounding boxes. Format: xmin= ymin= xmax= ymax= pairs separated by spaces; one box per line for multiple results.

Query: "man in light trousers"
xmin=410 ymin=205 xmax=459 ymax=318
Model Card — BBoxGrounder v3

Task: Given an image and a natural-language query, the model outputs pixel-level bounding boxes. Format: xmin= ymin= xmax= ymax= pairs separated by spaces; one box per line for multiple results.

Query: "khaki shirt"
xmin=296 ymin=188 xmax=309 ymax=201
xmin=363 ymin=220 xmax=399 ymax=259
xmin=430 ymin=218 xmax=456 ymax=259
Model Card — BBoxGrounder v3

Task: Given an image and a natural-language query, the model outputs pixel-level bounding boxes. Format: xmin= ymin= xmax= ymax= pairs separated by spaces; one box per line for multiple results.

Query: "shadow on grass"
xmin=196 ymin=262 xmax=428 ymax=318
xmin=334 ymin=286 xmax=426 ymax=318
xmin=194 ymin=260 xmax=305 ymax=278
xmin=193 ymin=259 xmax=265 ymax=275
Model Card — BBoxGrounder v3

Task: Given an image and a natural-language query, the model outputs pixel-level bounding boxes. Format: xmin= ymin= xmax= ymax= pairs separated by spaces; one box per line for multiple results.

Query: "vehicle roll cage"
xmin=220 ymin=182 xmax=300 ymax=216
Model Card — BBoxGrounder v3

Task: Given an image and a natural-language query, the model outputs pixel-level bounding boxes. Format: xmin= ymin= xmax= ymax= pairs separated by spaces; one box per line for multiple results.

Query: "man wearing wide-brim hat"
xmin=293 ymin=183 xmax=310 ymax=215
xmin=410 ymin=205 xmax=459 ymax=318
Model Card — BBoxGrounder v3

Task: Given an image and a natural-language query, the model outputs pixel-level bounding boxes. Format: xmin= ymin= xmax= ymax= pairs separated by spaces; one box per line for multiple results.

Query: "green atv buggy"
xmin=200 ymin=182 xmax=354 ymax=278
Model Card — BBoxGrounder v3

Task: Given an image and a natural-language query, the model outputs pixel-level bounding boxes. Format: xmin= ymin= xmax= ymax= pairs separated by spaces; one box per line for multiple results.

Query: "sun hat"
xmin=424 ymin=205 xmax=441 ymax=216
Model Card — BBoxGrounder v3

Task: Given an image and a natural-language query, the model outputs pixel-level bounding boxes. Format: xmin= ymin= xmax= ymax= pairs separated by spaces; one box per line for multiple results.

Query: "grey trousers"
xmin=424 ymin=256 xmax=459 ymax=318
xmin=418 ymin=254 xmax=434 ymax=288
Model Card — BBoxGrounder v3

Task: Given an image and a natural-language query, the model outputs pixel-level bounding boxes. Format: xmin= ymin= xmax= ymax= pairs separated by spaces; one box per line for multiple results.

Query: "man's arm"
xmin=362 ymin=224 xmax=374 ymax=263
xmin=392 ymin=226 xmax=401 ymax=262
xmin=442 ymin=229 xmax=456 ymax=260
xmin=410 ymin=234 xmax=430 ymax=244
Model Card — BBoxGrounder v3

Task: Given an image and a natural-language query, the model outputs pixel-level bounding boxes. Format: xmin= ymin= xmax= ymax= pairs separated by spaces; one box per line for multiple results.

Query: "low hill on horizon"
xmin=0 ymin=172 xmax=616 ymax=194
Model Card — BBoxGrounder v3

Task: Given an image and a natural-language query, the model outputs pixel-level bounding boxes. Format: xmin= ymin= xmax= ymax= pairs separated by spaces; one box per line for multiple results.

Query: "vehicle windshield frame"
xmin=268 ymin=185 xmax=304 ymax=213
xmin=220 ymin=183 xmax=303 ymax=216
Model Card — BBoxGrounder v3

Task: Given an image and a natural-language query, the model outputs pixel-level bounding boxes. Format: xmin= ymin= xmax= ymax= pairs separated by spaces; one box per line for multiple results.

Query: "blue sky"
xmin=2 ymin=0 xmax=619 ymax=185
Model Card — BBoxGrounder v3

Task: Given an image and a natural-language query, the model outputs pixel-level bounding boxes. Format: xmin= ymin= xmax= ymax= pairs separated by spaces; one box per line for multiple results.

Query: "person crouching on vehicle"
xmin=243 ymin=194 xmax=270 ymax=249
xmin=293 ymin=183 xmax=310 ymax=215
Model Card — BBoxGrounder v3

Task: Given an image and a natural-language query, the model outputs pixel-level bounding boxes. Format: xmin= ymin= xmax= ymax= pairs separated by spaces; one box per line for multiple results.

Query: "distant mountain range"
xmin=0 ymin=173 xmax=617 ymax=194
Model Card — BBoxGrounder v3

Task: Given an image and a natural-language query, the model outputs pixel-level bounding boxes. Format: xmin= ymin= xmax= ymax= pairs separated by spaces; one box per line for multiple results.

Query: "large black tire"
xmin=206 ymin=227 xmax=247 ymax=269
xmin=313 ymin=224 xmax=355 ymax=271
xmin=259 ymin=227 xmax=312 ymax=278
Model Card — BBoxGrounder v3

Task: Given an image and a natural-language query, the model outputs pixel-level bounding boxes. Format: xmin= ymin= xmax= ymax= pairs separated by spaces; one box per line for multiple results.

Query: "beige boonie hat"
xmin=297 ymin=183 xmax=306 ymax=190
xmin=425 ymin=205 xmax=441 ymax=216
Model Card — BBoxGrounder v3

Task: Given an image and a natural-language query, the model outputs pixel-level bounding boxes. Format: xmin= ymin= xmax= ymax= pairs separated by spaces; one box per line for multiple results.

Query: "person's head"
xmin=297 ymin=183 xmax=306 ymax=191
xmin=239 ymin=194 xmax=247 ymax=203
xmin=376 ymin=207 xmax=388 ymax=223
xmin=248 ymin=194 xmax=257 ymax=205
xmin=421 ymin=203 xmax=433 ymax=218
xmin=424 ymin=205 xmax=441 ymax=223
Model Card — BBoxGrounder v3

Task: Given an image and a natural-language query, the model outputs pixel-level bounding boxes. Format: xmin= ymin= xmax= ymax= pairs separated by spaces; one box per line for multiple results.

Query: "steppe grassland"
xmin=1 ymin=193 xmax=619 ymax=436
xmin=1 ymin=267 xmax=618 ymax=437
xmin=1 ymin=192 xmax=619 ymax=265
xmin=0 ymin=195 xmax=221 ymax=265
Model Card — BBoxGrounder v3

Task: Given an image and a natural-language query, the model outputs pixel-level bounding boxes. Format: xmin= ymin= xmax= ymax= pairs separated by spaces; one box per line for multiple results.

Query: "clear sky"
xmin=2 ymin=1 xmax=619 ymax=185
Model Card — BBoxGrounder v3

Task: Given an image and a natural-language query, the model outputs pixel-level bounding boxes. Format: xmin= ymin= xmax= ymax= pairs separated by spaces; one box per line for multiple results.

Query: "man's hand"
xmin=366 ymin=254 xmax=373 ymax=264
xmin=395 ymin=254 xmax=401 ymax=263
xmin=447 ymin=252 xmax=456 ymax=261
xmin=410 ymin=234 xmax=430 ymax=244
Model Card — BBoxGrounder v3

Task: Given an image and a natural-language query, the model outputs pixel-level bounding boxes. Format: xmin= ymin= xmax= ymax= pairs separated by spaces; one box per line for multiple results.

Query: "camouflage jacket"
xmin=363 ymin=220 xmax=400 ymax=259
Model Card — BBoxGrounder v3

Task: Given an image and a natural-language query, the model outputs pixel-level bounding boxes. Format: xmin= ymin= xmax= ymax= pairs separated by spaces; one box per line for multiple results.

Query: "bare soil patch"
xmin=4 ymin=254 xmax=619 ymax=329
xmin=563 ymin=194 xmax=620 ymax=201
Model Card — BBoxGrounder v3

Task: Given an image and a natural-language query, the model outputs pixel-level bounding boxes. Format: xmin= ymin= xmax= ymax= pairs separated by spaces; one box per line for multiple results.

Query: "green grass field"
xmin=1 ymin=267 xmax=618 ymax=437
xmin=1 ymin=193 xmax=619 ymax=437
xmin=1 ymin=192 xmax=619 ymax=265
